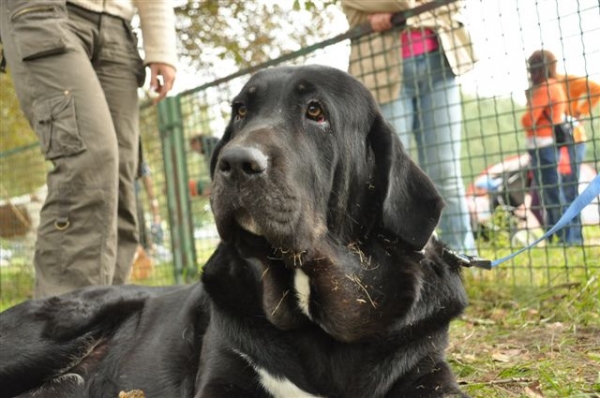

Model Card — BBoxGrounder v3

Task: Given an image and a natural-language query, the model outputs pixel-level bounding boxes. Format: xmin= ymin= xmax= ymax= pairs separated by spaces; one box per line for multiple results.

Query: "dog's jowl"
xmin=0 ymin=65 xmax=469 ymax=398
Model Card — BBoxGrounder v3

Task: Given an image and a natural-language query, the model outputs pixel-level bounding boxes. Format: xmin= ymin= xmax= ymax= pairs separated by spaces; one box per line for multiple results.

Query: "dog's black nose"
xmin=218 ymin=146 xmax=268 ymax=180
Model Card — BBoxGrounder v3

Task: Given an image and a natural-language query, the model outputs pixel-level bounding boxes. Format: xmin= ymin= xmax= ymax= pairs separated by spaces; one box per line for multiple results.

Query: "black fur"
xmin=0 ymin=65 xmax=469 ymax=398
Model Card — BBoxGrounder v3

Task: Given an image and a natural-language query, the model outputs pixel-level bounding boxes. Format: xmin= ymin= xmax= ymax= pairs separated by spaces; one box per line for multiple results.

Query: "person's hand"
xmin=368 ymin=13 xmax=393 ymax=32
xmin=149 ymin=63 xmax=176 ymax=104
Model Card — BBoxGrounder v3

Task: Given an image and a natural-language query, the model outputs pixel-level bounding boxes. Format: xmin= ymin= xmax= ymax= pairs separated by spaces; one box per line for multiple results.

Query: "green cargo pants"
xmin=0 ymin=0 xmax=146 ymax=298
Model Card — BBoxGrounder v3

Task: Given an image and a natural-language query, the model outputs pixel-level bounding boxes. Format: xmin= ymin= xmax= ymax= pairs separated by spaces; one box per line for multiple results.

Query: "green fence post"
xmin=157 ymin=96 xmax=197 ymax=284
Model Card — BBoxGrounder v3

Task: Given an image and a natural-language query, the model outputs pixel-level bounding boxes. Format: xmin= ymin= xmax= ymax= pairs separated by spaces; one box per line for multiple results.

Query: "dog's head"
xmin=210 ymin=65 xmax=443 ymax=254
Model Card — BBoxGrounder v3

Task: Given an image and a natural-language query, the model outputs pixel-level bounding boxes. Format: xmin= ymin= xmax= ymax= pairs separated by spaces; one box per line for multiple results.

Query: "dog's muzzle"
xmin=214 ymin=145 xmax=270 ymax=236
xmin=217 ymin=145 xmax=268 ymax=182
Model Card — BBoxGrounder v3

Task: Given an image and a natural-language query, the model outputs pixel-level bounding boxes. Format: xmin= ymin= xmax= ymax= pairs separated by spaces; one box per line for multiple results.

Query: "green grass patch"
xmin=451 ymin=270 xmax=599 ymax=397
xmin=0 ymin=243 xmax=220 ymax=311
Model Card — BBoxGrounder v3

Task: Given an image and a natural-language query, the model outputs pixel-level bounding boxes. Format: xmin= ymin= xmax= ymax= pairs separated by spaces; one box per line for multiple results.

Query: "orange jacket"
xmin=558 ymin=74 xmax=600 ymax=142
xmin=521 ymin=78 xmax=567 ymax=139
xmin=559 ymin=74 xmax=600 ymax=117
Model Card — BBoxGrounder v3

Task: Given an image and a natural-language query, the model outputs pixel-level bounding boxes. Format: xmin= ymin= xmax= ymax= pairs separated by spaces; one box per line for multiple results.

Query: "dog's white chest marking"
xmin=294 ymin=269 xmax=312 ymax=318
xmin=257 ymin=367 xmax=325 ymax=398
xmin=236 ymin=350 xmax=325 ymax=398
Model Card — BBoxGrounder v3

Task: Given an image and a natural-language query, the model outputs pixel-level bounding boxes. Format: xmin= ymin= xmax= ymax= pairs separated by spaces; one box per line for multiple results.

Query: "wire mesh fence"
xmin=1 ymin=0 xmax=598 ymax=308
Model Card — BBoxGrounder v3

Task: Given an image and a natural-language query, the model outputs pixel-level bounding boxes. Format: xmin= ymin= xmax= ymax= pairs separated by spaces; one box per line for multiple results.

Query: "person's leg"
xmin=559 ymin=143 xmax=583 ymax=244
xmin=528 ymin=179 xmax=544 ymax=225
xmin=379 ymin=91 xmax=414 ymax=152
xmin=416 ymin=51 xmax=477 ymax=254
xmin=380 ymin=57 xmax=420 ymax=157
xmin=528 ymin=146 xmax=564 ymax=242
xmin=93 ymin=15 xmax=146 ymax=284
xmin=1 ymin=0 xmax=119 ymax=297
xmin=574 ymin=142 xmax=586 ymax=167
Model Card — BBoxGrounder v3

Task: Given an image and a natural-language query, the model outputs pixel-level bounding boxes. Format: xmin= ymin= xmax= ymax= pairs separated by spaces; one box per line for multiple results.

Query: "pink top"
xmin=401 ymin=28 xmax=439 ymax=59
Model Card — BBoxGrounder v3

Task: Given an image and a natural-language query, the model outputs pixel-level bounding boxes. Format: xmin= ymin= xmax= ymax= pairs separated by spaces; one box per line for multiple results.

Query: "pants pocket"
xmin=33 ymin=92 xmax=86 ymax=160
xmin=9 ymin=1 xmax=68 ymax=61
xmin=122 ymin=19 xmax=146 ymax=87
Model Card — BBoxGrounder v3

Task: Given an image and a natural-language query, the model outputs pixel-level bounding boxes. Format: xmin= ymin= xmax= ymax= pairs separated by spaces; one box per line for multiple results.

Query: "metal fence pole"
xmin=157 ymin=96 xmax=197 ymax=284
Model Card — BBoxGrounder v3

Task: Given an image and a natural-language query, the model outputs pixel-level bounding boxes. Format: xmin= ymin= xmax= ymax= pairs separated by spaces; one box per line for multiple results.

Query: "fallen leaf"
xmin=492 ymin=352 xmax=510 ymax=362
xmin=119 ymin=390 xmax=146 ymax=398
xmin=492 ymin=349 xmax=522 ymax=362
xmin=454 ymin=353 xmax=477 ymax=363
xmin=524 ymin=380 xmax=544 ymax=397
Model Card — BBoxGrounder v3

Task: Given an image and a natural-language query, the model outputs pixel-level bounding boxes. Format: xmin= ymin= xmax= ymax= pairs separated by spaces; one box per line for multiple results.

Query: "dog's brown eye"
xmin=235 ymin=104 xmax=247 ymax=120
xmin=306 ymin=102 xmax=325 ymax=122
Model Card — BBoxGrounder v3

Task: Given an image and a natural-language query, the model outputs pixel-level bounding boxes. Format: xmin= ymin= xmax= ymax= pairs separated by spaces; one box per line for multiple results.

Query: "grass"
xmin=0 ymin=244 xmax=218 ymax=310
xmin=0 ymin=258 xmax=34 ymax=310
xmin=451 ymin=227 xmax=600 ymax=397
xmin=452 ymin=272 xmax=599 ymax=397
xmin=1 ymin=234 xmax=599 ymax=397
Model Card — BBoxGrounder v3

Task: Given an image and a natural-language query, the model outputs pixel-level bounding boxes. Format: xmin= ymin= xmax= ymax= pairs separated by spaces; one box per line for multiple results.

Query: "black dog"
xmin=0 ymin=65 xmax=469 ymax=398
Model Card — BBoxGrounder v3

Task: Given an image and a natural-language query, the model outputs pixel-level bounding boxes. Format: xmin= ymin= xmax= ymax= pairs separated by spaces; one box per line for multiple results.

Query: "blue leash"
xmin=450 ymin=175 xmax=600 ymax=270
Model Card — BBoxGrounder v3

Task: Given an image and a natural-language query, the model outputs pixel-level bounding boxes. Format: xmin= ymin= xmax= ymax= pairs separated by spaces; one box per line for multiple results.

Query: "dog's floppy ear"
xmin=368 ymin=114 xmax=444 ymax=250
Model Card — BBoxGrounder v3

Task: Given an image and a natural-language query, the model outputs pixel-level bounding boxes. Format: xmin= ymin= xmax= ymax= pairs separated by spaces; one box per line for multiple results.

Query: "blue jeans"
xmin=380 ymin=50 xmax=477 ymax=254
xmin=558 ymin=142 xmax=584 ymax=244
xmin=528 ymin=145 xmax=581 ymax=244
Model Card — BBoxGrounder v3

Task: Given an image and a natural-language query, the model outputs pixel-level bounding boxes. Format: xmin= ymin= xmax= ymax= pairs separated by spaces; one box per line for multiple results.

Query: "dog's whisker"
xmin=270 ymin=290 xmax=289 ymax=317
xmin=261 ymin=266 xmax=270 ymax=280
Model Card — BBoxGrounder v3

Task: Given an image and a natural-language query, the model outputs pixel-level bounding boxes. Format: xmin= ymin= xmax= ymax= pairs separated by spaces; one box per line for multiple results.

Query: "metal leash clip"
xmin=443 ymin=248 xmax=493 ymax=270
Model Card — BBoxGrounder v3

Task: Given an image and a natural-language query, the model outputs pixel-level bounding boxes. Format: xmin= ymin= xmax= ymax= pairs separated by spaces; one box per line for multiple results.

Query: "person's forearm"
xmin=341 ymin=0 xmax=414 ymax=13
xmin=342 ymin=0 xmax=413 ymax=27
xmin=136 ymin=0 xmax=178 ymax=68
xmin=576 ymin=78 xmax=600 ymax=116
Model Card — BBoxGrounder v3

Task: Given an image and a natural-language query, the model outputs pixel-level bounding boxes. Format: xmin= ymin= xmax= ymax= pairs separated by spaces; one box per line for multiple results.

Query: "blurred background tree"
xmin=0 ymin=0 xmax=342 ymax=198
xmin=2 ymin=0 xmax=597 ymax=199
xmin=173 ymin=0 xmax=342 ymax=81
xmin=0 ymin=71 xmax=47 ymax=197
